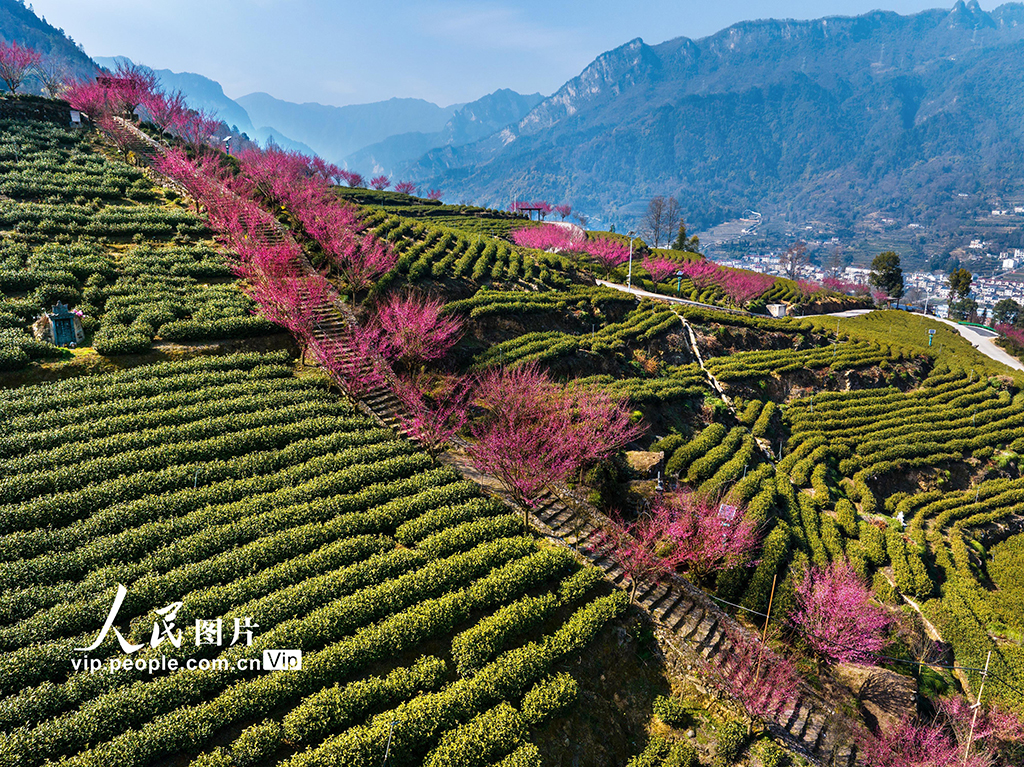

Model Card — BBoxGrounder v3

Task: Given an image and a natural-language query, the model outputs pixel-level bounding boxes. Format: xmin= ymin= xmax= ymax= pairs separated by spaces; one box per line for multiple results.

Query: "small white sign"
xmin=717 ymin=504 xmax=738 ymax=524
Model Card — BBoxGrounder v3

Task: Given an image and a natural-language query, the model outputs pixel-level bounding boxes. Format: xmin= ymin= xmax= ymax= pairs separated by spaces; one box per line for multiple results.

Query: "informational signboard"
xmin=717 ymin=504 xmax=738 ymax=524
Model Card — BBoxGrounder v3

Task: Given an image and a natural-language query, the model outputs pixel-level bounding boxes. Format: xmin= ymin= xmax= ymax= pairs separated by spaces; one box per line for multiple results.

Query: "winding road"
xmin=596 ymin=280 xmax=1024 ymax=373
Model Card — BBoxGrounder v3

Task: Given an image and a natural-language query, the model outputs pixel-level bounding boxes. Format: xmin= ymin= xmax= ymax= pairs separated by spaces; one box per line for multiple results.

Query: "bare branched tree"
xmin=36 ymin=56 xmax=68 ymax=99
xmin=824 ymin=246 xmax=845 ymax=280
xmin=642 ymin=195 xmax=667 ymax=247
xmin=664 ymin=196 xmax=680 ymax=244
xmin=783 ymin=240 xmax=808 ymax=280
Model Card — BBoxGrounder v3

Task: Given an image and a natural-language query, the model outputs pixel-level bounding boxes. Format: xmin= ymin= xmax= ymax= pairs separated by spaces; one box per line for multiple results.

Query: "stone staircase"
xmin=523 ymin=487 xmax=862 ymax=767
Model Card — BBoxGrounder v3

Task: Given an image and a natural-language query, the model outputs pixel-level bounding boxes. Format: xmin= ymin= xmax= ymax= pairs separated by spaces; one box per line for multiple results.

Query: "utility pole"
xmin=963 ymin=650 xmax=992 ymax=766
xmin=752 ymin=573 xmax=778 ymax=686
xmin=384 ymin=719 xmax=397 ymax=766
xmin=627 ymin=231 xmax=636 ymax=290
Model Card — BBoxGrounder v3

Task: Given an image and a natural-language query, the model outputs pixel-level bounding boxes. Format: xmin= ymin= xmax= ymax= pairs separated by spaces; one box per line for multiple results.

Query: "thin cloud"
xmin=418 ymin=4 xmax=583 ymax=52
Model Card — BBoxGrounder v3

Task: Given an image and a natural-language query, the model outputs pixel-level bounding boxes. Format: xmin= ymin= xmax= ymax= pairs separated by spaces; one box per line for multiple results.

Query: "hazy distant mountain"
xmin=235 ymin=93 xmax=459 ymax=164
xmin=345 ymin=88 xmax=544 ymax=177
xmin=250 ymin=126 xmax=317 ymax=157
xmin=95 ymin=57 xmax=254 ymax=132
xmin=95 ymin=57 xmax=317 ymax=156
xmin=0 ymin=0 xmax=96 ymax=86
xmin=407 ymin=1 xmax=1024 ymax=260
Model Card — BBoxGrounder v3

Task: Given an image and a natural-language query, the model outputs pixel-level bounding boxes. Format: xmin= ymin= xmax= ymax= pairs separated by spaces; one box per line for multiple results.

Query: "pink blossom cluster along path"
xmin=103 ymin=117 xmax=412 ymax=431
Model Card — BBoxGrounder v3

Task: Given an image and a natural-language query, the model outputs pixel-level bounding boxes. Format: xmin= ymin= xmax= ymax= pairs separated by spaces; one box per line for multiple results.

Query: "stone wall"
xmin=0 ymin=96 xmax=87 ymax=127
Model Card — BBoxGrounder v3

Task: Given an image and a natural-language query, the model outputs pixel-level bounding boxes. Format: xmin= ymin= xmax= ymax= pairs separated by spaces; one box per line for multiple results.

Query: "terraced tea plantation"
xmin=367 ymin=211 xmax=574 ymax=293
xmin=0 ymin=352 xmax=624 ymax=767
xmin=7 ymin=92 xmax=1024 ymax=766
xmin=0 ymin=118 xmax=272 ymax=368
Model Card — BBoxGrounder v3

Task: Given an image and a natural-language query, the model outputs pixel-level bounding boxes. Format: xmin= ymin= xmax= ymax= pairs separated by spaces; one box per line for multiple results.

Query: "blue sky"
xmin=30 ymin=1 xmax=993 ymax=106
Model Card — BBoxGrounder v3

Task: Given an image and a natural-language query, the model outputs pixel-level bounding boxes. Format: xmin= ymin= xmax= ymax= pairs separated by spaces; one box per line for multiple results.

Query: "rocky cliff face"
xmin=517 ymin=38 xmax=660 ymax=136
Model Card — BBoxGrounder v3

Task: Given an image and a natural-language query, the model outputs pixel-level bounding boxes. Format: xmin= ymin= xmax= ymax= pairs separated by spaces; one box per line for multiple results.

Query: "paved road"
xmin=932 ymin=316 xmax=1024 ymax=372
xmin=595 ymin=279 xmax=751 ymax=315
xmin=821 ymin=308 xmax=1024 ymax=372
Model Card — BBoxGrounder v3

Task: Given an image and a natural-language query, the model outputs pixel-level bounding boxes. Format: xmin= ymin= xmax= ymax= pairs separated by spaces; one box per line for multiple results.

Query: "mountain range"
xmin=7 ymin=0 xmax=1024 ymax=264
xmin=99 ymin=55 xmax=542 ymax=182
xmin=406 ymin=0 xmax=1024 ymax=260
xmin=0 ymin=0 xmax=95 ymax=81
xmin=344 ymin=89 xmax=544 ymax=179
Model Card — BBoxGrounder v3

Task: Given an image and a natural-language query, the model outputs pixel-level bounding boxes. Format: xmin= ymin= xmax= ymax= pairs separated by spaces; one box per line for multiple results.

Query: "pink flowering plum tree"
xmin=510 ymin=224 xmax=582 ymax=253
xmin=796 ymin=279 xmax=821 ymax=298
xmin=862 ymin=700 xmax=1024 ymax=767
xmin=285 ymin=189 xmax=397 ymax=295
xmin=641 ymin=256 xmax=677 ymax=283
xmin=996 ymin=324 xmax=1024 ymax=351
xmin=106 ymin=60 xmax=160 ymax=117
xmin=0 ymin=41 xmax=40 ymax=94
xmin=426 ymin=188 xmax=443 ymax=201
xmin=599 ymin=490 xmax=759 ymax=598
xmin=370 ymin=175 xmax=390 ymax=191
xmin=306 ymin=156 xmax=338 ymax=183
xmin=710 ymin=627 xmax=802 ymax=723
xmin=599 ymin=509 xmax=685 ymax=604
xmin=233 ymin=145 xmax=313 ymax=207
xmin=718 ymin=269 xmax=775 ymax=307
xmin=658 ymin=490 xmax=761 ymax=582
xmin=140 ymin=90 xmax=189 ymax=136
xmin=333 ymin=169 xmax=364 ymax=188
xmin=334 ymin=230 xmax=396 ymax=296
xmin=154 ymin=147 xmax=226 ymax=214
xmin=584 ymin=238 xmax=630 ymax=277
xmin=680 ymin=259 xmax=722 ymax=292
xmin=822 ymin=276 xmax=861 ymax=295
xmin=366 ymin=292 xmax=463 ymax=369
xmin=65 ymin=78 xmax=113 ymax=118
xmin=178 ymin=109 xmax=221 ymax=149
xmin=468 ymin=363 xmax=644 ymax=523
xmin=791 ymin=560 xmax=893 ymax=665
xmin=65 ymin=62 xmax=160 ymax=127
xmin=392 ymin=373 xmax=473 ymax=459
xmin=239 ymin=253 xmax=331 ymax=342
xmin=394 ymin=180 xmax=417 ymax=195
xmin=554 ymin=204 xmax=572 ymax=221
